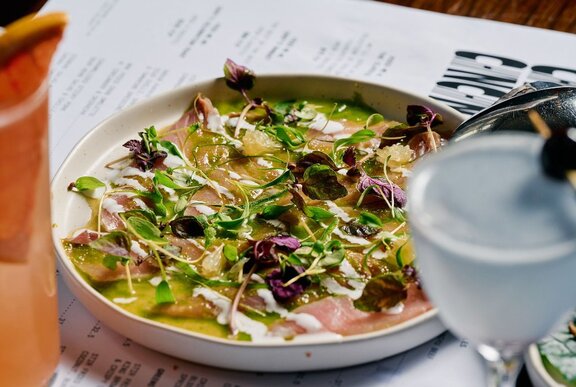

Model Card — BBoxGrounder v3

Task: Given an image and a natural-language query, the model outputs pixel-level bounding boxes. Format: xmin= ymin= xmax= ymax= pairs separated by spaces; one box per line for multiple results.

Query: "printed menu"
xmin=40 ymin=0 xmax=576 ymax=385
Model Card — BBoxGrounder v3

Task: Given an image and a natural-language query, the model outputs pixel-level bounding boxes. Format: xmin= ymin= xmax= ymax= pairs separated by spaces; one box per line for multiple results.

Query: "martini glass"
xmin=407 ymin=132 xmax=576 ymax=387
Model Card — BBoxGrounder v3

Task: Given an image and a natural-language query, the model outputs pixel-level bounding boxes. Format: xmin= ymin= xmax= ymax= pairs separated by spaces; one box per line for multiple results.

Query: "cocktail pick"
xmin=528 ymin=110 xmax=576 ymax=190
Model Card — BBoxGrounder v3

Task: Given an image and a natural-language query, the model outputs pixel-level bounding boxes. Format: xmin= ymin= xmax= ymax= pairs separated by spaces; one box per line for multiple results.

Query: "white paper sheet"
xmin=39 ymin=0 xmax=576 ymax=385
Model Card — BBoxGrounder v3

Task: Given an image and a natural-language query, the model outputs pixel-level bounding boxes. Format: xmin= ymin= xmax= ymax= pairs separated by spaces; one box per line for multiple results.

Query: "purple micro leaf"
xmin=268 ymin=235 xmax=301 ymax=251
xmin=265 ymin=266 xmax=310 ymax=302
xmin=88 ymin=231 xmax=131 ymax=257
xmin=223 ymin=58 xmax=255 ymax=92
xmin=342 ymin=146 xmax=357 ymax=167
xmin=123 ymin=139 xmax=143 ymax=154
xmin=406 ymin=105 xmax=443 ymax=128
xmin=357 ymin=174 xmax=407 ymax=208
xmin=123 ymin=138 xmax=167 ymax=171
xmin=252 ymin=235 xmax=301 ymax=266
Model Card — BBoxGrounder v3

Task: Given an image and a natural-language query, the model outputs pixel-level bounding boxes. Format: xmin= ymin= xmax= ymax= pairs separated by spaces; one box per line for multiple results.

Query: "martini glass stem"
xmin=478 ymin=344 xmax=522 ymax=387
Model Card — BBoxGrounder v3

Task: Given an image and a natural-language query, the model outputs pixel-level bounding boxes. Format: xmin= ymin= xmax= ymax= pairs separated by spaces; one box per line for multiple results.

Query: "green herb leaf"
xmin=176 ymin=262 xmax=237 ymax=287
xmin=72 ymin=176 xmax=105 ymax=191
xmin=160 ymin=140 xmax=184 ymax=159
xmin=188 ymin=123 xmax=201 ymax=134
xmin=302 ymin=164 xmax=347 ymax=200
xmin=359 ymin=211 xmax=384 ymax=228
xmin=290 ymin=188 xmax=334 ymax=222
xmin=138 ymin=185 xmax=167 ymax=217
xmin=318 ymin=240 xmax=345 ymax=267
xmin=354 ymin=273 xmax=407 ymax=312
xmin=304 ymin=205 xmax=334 ymax=221
xmin=223 ymin=244 xmax=238 ymax=262
xmin=319 ymin=219 xmax=338 ymax=242
xmin=333 ymin=129 xmax=375 ymax=150
xmin=156 ymin=280 xmax=176 ymax=304
xmin=102 ymin=254 xmax=130 ymax=270
xmin=154 ymin=170 xmax=182 ymax=189
xmin=126 ymin=217 xmax=167 ymax=244
xmin=260 ymin=204 xmax=292 ymax=219
xmin=204 ymin=226 xmax=217 ymax=247
xmin=244 ymin=170 xmax=294 ymax=190
xmin=264 ymin=125 xmax=306 ymax=149
xmin=250 ymin=189 xmax=289 ymax=213
xmin=122 ymin=209 xmax=157 ymax=224
xmin=216 ymin=184 xmax=251 ymax=229
xmin=365 ymin=113 xmax=384 ymax=128
xmin=395 ymin=242 xmax=411 ymax=267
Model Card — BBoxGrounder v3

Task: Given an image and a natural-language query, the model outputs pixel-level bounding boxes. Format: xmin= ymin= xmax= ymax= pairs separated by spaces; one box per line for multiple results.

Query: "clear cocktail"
xmin=408 ymin=132 xmax=576 ymax=386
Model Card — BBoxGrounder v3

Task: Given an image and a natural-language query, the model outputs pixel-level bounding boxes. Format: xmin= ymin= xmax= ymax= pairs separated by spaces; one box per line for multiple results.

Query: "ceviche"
xmin=63 ymin=60 xmax=448 ymax=342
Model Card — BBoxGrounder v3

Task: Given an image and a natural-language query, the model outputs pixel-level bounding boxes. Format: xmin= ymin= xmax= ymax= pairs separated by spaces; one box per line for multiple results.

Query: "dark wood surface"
xmin=2 ymin=0 xmax=576 ymax=33
xmin=375 ymin=0 xmax=576 ymax=33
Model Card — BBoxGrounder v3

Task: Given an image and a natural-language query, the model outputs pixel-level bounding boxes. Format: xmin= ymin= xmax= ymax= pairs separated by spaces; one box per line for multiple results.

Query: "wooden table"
xmin=2 ymin=0 xmax=576 ymax=33
xmin=375 ymin=0 xmax=576 ymax=33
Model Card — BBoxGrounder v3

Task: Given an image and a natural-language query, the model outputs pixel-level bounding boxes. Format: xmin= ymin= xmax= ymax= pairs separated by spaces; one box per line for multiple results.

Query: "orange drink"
xmin=0 ymin=12 xmax=66 ymax=386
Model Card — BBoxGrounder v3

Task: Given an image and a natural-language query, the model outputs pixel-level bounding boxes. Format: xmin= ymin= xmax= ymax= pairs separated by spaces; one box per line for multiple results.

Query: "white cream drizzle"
xmin=193 ymin=287 xmax=269 ymax=341
xmin=256 ymin=158 xmax=273 ymax=168
xmin=285 ymin=313 xmax=325 ymax=332
xmin=132 ymin=198 xmax=149 ymax=209
xmin=250 ymin=274 xmax=265 ymax=283
xmin=113 ymin=177 xmax=147 ymax=191
xmin=190 ymin=174 xmax=234 ymax=200
xmin=193 ymin=204 xmax=216 ymax=215
xmin=363 ymin=247 xmax=388 ymax=260
xmin=163 ymin=153 xmax=186 ymax=168
xmin=189 ymin=173 xmax=207 ymax=185
xmin=321 ymin=278 xmax=363 ymax=300
xmin=321 ymin=259 xmax=365 ymax=299
xmin=130 ymin=240 xmax=148 ymax=258
xmin=212 ymin=181 xmax=235 ymax=199
xmin=148 ymin=276 xmax=163 ymax=287
xmin=102 ymin=197 xmax=125 ymax=215
xmin=256 ymin=289 xmax=326 ymax=333
xmin=385 ymin=302 xmax=405 ymax=315
xmin=226 ymin=170 xmax=242 ymax=180
xmin=185 ymin=238 xmax=206 ymax=251
xmin=332 ymin=227 xmax=371 ymax=245
xmin=121 ymin=167 xmax=155 ymax=179
xmin=325 ymin=201 xmax=352 ymax=222
xmin=308 ymin=113 xmax=344 ymax=134
xmin=263 ymin=219 xmax=287 ymax=230
xmin=193 ymin=286 xmax=329 ymax=341
xmin=225 ymin=116 xmax=256 ymax=131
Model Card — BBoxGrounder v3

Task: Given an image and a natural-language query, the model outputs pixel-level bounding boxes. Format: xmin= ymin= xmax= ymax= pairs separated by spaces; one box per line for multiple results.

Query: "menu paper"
xmin=40 ymin=0 xmax=576 ymax=385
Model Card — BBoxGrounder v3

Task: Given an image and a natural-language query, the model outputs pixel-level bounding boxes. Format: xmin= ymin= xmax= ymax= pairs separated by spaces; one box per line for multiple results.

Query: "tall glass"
xmin=407 ymin=132 xmax=576 ymax=387
xmin=0 ymin=42 xmax=60 ymax=387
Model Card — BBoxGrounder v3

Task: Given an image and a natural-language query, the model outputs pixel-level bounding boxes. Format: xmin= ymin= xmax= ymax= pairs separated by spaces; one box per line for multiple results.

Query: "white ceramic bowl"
xmin=525 ymin=345 xmax=564 ymax=387
xmin=51 ymin=75 xmax=465 ymax=372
